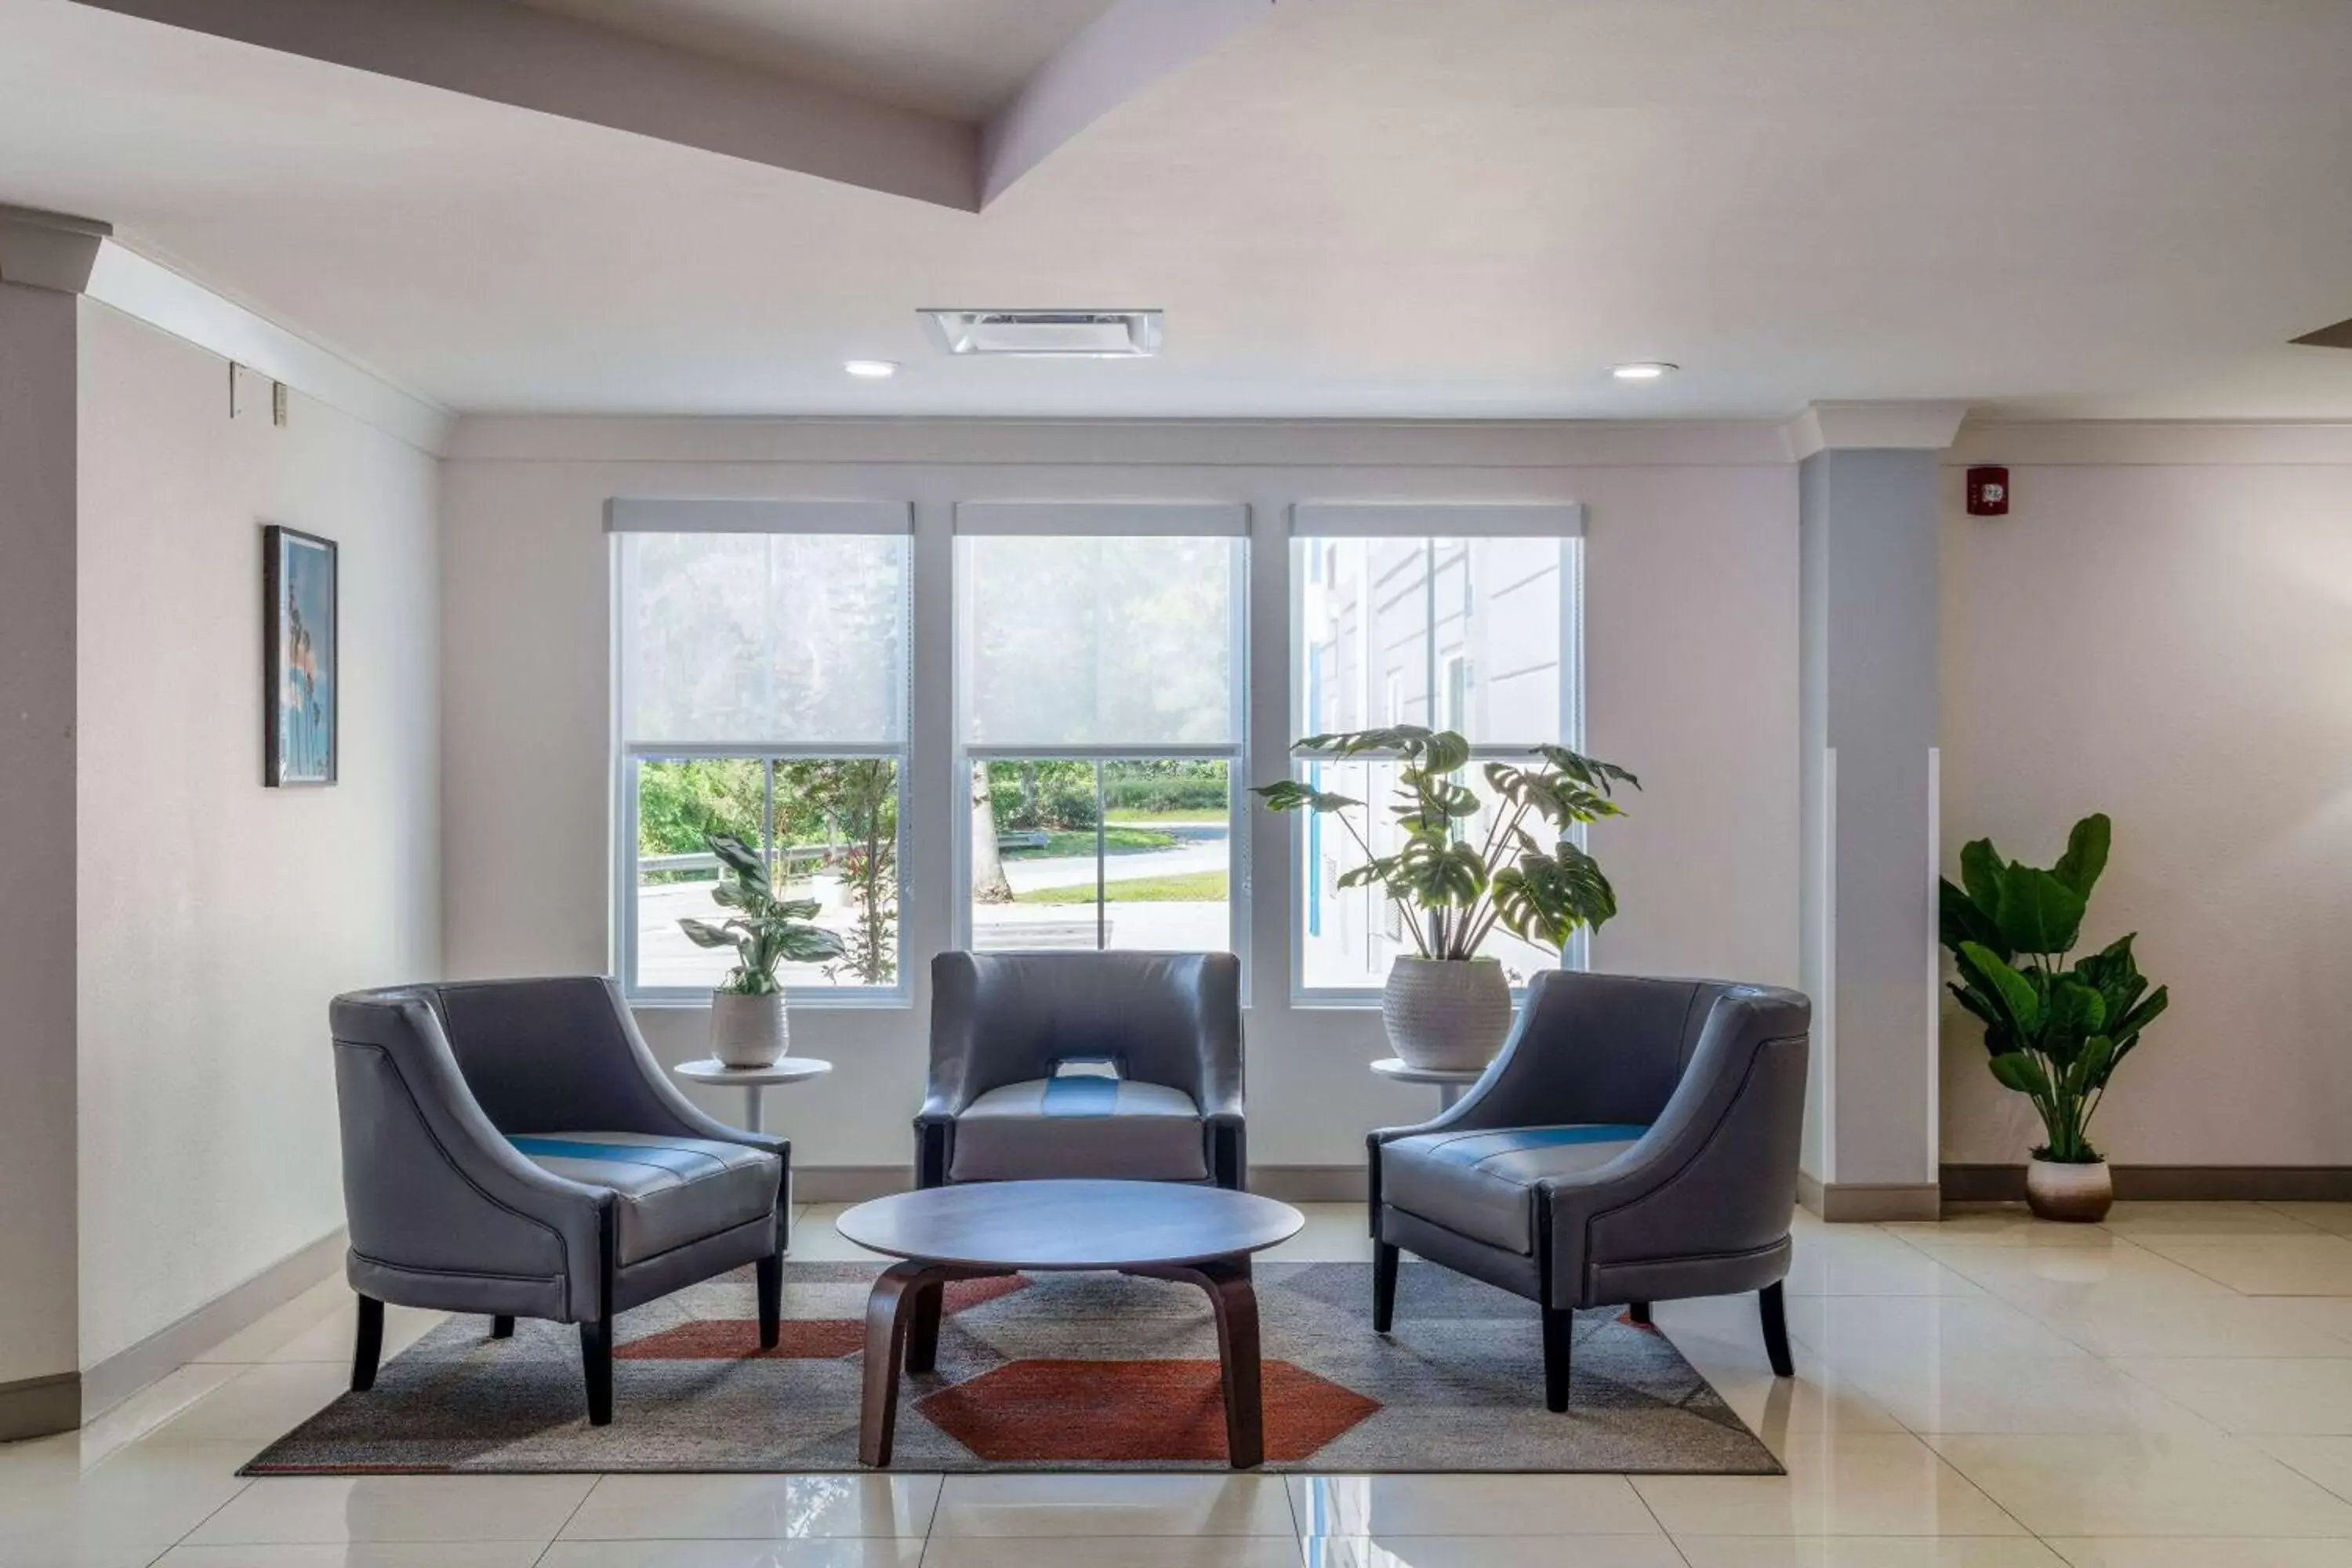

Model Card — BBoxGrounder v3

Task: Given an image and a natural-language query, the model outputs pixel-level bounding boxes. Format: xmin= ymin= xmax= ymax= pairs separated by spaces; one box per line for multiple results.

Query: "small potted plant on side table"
xmin=1940 ymin=813 xmax=2169 ymax=1221
xmin=680 ymin=833 xmax=845 ymax=1069
xmin=1253 ymin=726 xmax=1640 ymax=1072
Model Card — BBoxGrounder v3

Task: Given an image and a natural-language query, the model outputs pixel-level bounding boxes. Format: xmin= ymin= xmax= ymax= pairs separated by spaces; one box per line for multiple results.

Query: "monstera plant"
xmin=1940 ymin=813 xmax=2168 ymax=1218
xmin=1254 ymin=727 xmax=1639 ymax=1070
xmin=680 ymin=833 xmax=844 ymax=1067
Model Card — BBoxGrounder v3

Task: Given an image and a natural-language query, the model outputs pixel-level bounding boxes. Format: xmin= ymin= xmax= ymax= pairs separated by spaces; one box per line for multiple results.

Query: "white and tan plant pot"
xmin=2025 ymin=1156 xmax=2113 ymax=1223
xmin=710 ymin=989 xmax=789 ymax=1069
xmin=1382 ymin=956 xmax=1515 ymax=1072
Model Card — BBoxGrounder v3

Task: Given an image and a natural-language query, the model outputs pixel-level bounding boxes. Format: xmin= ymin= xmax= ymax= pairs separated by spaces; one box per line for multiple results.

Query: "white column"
xmin=0 ymin=203 xmax=107 ymax=1437
xmin=1793 ymin=402 xmax=1967 ymax=1221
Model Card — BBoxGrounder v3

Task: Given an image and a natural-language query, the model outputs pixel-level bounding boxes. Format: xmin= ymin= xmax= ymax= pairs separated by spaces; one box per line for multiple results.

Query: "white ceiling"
xmin=509 ymin=0 xmax=1112 ymax=121
xmin=6 ymin=0 xmax=2352 ymax=419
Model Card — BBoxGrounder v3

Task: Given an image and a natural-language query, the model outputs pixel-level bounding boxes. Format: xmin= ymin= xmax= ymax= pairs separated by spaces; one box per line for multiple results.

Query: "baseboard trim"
xmin=1940 ymin=1163 xmax=2352 ymax=1204
xmin=0 ymin=1371 xmax=81 ymax=1442
xmin=79 ymin=1226 xmax=348 ymax=1420
xmin=794 ymin=1164 xmax=1369 ymax=1205
xmin=1799 ymin=1173 xmax=1943 ymax=1222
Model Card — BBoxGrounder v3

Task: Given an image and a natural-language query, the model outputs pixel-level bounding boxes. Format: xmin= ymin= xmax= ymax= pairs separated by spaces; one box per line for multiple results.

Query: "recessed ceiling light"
xmin=1610 ymin=361 xmax=1677 ymax=381
xmin=844 ymin=359 xmax=898 ymax=378
xmin=920 ymin=309 xmax=1163 ymax=358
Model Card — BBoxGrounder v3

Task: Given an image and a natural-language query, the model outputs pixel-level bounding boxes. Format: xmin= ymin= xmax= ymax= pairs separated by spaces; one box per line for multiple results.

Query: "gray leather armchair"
xmin=330 ymin=976 xmax=789 ymax=1425
xmin=917 ymin=951 xmax=1245 ymax=1190
xmin=1368 ymin=970 xmax=1809 ymax=1410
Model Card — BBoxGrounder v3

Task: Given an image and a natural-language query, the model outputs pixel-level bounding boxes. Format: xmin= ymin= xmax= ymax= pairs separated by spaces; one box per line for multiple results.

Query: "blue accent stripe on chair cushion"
xmin=1040 ymin=1075 xmax=1120 ymax=1116
xmin=507 ymin=1137 xmax=726 ymax=1178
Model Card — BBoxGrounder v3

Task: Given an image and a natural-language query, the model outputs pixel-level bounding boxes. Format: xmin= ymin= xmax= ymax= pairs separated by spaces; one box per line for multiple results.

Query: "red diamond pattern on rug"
xmin=617 ymin=1274 xmax=1032 ymax=1361
xmin=916 ymin=1358 xmax=1381 ymax=1463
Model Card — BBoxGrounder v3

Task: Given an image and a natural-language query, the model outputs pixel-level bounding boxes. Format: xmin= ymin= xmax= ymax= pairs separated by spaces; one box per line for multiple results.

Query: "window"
xmin=615 ymin=522 xmax=910 ymax=1000
xmin=1290 ymin=528 xmax=1581 ymax=996
xmin=956 ymin=520 xmax=1247 ymax=956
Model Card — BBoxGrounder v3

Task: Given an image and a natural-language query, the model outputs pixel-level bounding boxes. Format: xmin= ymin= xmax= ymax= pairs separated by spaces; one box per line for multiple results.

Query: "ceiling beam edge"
xmin=979 ymin=0 xmax=1276 ymax=207
xmin=67 ymin=0 xmax=980 ymax=211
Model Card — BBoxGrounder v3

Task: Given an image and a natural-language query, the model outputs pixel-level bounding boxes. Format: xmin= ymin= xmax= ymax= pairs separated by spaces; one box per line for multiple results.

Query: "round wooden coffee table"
xmin=836 ymin=1179 xmax=1304 ymax=1468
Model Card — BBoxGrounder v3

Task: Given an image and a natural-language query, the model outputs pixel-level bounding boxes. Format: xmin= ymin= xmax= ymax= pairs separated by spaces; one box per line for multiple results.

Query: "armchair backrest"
xmin=1466 ymin=969 xmax=1809 ymax=1128
xmin=332 ymin=975 xmax=688 ymax=1135
xmin=928 ymin=950 xmax=1241 ymax=1107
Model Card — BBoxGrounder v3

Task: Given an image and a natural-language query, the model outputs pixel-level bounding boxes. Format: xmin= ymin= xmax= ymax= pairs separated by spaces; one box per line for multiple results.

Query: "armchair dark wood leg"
xmin=915 ymin=1123 xmax=951 ymax=1190
xmin=757 ymin=1253 xmax=782 ymax=1351
xmin=1210 ymin=1123 xmax=1246 ymax=1191
xmin=580 ymin=1317 xmax=614 ymax=1425
xmin=490 ymin=1315 xmax=515 ymax=1339
xmin=1759 ymin=1280 xmax=1795 ymax=1377
xmin=1541 ymin=1305 xmax=1573 ymax=1412
xmin=1625 ymin=1300 xmax=1651 ymax=1325
xmin=350 ymin=1294 xmax=383 ymax=1392
xmin=1372 ymin=1240 xmax=1399 ymax=1333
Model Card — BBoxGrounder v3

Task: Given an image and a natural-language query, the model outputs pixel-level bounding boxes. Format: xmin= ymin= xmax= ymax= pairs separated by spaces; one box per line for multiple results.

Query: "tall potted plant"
xmin=1940 ymin=813 xmax=2169 ymax=1221
xmin=1254 ymin=726 xmax=1639 ymax=1069
xmin=680 ymin=833 xmax=844 ymax=1068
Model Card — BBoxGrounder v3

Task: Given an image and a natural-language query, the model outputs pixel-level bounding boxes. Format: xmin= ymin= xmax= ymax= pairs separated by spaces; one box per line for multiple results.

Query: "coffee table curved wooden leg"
xmin=861 ymin=1261 xmax=989 ymax=1467
xmin=1130 ymin=1257 xmax=1265 ymax=1469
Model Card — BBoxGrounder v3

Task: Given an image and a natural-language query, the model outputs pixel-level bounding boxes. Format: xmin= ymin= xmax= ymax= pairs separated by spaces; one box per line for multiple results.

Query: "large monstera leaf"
xmin=1250 ymin=779 xmax=1363 ymax=814
xmin=1492 ymin=840 xmax=1617 ymax=948
xmin=1393 ymin=835 xmax=1485 ymax=907
xmin=1483 ymin=761 xmax=1623 ymax=827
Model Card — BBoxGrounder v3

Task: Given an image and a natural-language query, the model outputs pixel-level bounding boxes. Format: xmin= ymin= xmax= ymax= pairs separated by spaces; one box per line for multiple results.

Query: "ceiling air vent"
xmin=2290 ymin=317 xmax=2352 ymax=349
xmin=920 ymin=309 xmax=1163 ymax=358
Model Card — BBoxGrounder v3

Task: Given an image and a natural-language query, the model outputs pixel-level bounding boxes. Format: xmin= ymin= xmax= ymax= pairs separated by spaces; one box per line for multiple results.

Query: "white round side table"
xmin=1369 ymin=1056 xmax=1486 ymax=1112
xmin=673 ymin=1057 xmax=832 ymax=1134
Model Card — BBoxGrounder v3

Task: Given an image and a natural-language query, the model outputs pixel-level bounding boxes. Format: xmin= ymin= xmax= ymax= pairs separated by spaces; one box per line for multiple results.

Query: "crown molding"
xmin=84 ymin=242 xmax=452 ymax=456
xmin=1948 ymin=419 xmax=2352 ymax=466
xmin=0 ymin=203 xmax=111 ymax=294
xmin=1779 ymin=401 xmax=1973 ymax=461
xmin=446 ymin=414 xmax=1798 ymax=469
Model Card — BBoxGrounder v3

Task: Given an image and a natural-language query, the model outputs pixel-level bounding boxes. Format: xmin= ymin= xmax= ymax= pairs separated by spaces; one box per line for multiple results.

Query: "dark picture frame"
xmin=263 ymin=524 xmax=338 ymax=787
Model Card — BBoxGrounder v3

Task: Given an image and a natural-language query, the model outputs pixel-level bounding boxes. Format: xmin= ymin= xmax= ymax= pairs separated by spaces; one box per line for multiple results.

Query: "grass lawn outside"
xmin=1013 ymin=870 xmax=1231 ymax=904
xmin=1104 ymin=808 xmax=1228 ymax=826
xmin=1003 ymin=826 xmax=1178 ymax=858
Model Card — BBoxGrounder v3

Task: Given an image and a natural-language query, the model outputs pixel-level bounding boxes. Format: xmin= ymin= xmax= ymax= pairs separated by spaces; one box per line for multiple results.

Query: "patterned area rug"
xmin=243 ymin=1261 xmax=1780 ymax=1475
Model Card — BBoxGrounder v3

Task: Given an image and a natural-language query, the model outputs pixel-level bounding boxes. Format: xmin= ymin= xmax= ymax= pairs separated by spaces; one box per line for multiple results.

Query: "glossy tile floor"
xmin=16 ymin=1201 xmax=2352 ymax=1565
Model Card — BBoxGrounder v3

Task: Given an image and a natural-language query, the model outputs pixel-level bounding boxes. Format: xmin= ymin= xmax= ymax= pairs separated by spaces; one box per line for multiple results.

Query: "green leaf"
xmin=2052 ymin=813 xmax=2112 ymax=898
xmin=1534 ymin=744 xmax=1641 ymax=795
xmin=2065 ymin=1033 xmax=2117 ymax=1095
xmin=1957 ymin=942 xmax=2041 ymax=1035
xmin=1939 ymin=877 xmax=2004 ymax=956
xmin=1993 ymin=864 xmax=2088 ymax=956
xmin=1250 ymin=780 xmax=1361 ymax=813
xmin=677 ymin=917 xmax=740 ymax=951
xmin=1958 ymin=838 xmax=2005 ymax=920
xmin=706 ymin=833 xmax=767 ymax=883
xmin=1393 ymin=835 xmax=1484 ymax=907
xmin=1987 ymin=1051 xmax=2053 ymax=1101
xmin=1420 ymin=730 xmax=1472 ymax=775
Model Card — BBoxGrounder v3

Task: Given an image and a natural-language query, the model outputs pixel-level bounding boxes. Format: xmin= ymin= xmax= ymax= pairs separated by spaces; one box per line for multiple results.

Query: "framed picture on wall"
xmin=263 ymin=524 xmax=337 ymax=787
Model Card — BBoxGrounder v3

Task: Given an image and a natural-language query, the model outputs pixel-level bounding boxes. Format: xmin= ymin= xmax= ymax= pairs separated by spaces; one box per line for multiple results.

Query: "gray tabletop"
xmin=836 ymin=1179 xmax=1304 ymax=1271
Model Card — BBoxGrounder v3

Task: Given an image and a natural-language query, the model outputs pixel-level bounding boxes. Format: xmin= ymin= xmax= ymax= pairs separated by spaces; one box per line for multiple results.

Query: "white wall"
xmin=1940 ymin=440 xmax=2352 ymax=1166
xmin=441 ymin=419 xmax=1799 ymax=1172
xmin=74 ymin=303 xmax=442 ymax=1367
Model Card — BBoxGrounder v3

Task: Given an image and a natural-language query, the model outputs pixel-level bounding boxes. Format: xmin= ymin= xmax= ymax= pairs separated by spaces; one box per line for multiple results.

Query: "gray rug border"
xmin=240 ymin=1262 xmax=1786 ymax=1479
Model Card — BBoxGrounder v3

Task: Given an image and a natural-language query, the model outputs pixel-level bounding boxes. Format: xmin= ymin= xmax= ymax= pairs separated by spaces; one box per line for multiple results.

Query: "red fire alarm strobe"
xmin=1966 ymin=466 xmax=2010 ymax=517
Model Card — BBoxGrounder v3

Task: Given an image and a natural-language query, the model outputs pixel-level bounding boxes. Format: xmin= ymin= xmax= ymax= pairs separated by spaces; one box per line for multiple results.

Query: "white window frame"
xmin=949 ymin=504 xmax=1252 ymax=970
xmin=609 ymin=500 xmax=915 ymax=1007
xmin=1285 ymin=504 xmax=1588 ymax=1007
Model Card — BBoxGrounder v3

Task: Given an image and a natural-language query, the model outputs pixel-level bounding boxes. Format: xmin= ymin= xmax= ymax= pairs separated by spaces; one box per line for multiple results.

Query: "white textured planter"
xmin=710 ymin=989 xmax=789 ymax=1069
xmin=1381 ymin=957 xmax=1515 ymax=1072
xmin=2025 ymin=1156 xmax=2113 ymax=1223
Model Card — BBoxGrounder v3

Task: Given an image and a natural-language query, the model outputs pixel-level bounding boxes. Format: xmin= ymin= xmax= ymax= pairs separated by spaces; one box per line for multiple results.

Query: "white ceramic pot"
xmin=2025 ymin=1156 xmax=2113 ymax=1222
xmin=710 ymin=989 xmax=788 ymax=1069
xmin=1381 ymin=956 xmax=1515 ymax=1072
